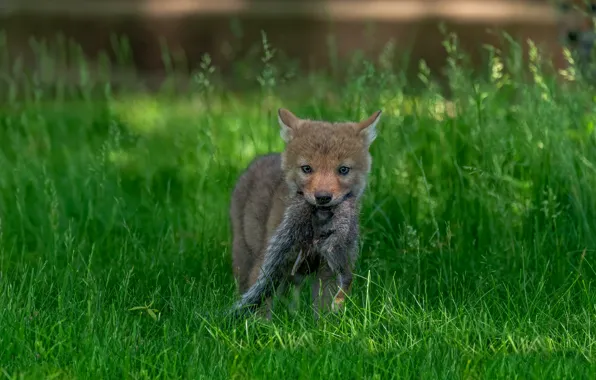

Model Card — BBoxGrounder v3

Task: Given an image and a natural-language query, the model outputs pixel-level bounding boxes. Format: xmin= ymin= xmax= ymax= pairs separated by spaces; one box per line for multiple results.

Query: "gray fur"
xmin=229 ymin=191 xmax=361 ymax=319
xmin=230 ymin=197 xmax=314 ymax=318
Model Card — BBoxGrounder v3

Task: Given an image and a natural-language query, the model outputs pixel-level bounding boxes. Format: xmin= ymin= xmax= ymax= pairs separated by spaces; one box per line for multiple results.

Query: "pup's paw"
xmin=331 ymin=296 xmax=346 ymax=313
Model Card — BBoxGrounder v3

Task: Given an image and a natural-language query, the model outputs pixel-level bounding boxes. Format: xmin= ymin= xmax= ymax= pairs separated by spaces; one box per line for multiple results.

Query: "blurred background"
xmin=3 ymin=3 xmax=596 ymax=376
xmin=1 ymin=0 xmax=589 ymax=91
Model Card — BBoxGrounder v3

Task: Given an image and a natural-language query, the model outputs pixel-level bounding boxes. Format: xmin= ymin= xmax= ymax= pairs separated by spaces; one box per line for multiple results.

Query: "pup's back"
xmin=229 ymin=153 xmax=288 ymax=293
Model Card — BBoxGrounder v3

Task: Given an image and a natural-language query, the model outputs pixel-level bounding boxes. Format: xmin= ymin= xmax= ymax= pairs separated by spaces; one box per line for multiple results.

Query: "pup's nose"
xmin=314 ymin=192 xmax=332 ymax=205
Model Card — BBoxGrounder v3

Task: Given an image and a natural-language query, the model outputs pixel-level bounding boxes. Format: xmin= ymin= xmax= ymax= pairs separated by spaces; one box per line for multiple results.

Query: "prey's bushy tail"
xmin=228 ymin=199 xmax=313 ymax=319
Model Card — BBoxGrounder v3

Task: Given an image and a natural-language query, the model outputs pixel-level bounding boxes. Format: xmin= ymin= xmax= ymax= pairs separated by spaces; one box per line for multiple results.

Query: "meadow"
xmin=1 ymin=30 xmax=596 ymax=379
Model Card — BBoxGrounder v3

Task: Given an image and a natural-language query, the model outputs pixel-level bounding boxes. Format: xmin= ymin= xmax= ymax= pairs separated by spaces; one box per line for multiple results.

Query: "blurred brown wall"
xmin=0 ymin=0 xmax=568 ymax=88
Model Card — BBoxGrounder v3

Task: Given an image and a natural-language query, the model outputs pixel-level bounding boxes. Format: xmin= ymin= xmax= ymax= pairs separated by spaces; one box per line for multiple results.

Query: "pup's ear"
xmin=357 ymin=110 xmax=382 ymax=145
xmin=278 ymin=108 xmax=300 ymax=143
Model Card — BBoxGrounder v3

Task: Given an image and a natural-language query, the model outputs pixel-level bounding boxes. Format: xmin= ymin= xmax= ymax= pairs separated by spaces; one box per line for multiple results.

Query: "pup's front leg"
xmin=311 ymin=243 xmax=357 ymax=316
xmin=311 ymin=262 xmax=335 ymax=318
xmin=321 ymin=244 xmax=356 ymax=313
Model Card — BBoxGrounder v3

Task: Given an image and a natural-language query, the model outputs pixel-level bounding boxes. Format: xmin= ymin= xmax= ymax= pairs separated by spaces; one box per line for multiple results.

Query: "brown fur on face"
xmin=278 ymin=109 xmax=381 ymax=207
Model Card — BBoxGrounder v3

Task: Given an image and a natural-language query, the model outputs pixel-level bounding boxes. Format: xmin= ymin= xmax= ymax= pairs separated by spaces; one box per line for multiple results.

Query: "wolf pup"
xmin=228 ymin=108 xmax=382 ymax=319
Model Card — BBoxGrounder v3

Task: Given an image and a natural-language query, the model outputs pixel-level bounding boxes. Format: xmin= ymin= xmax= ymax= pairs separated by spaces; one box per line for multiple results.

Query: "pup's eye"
xmin=338 ymin=166 xmax=350 ymax=175
xmin=591 ymin=3 xmax=596 ymax=12
xmin=301 ymin=165 xmax=312 ymax=174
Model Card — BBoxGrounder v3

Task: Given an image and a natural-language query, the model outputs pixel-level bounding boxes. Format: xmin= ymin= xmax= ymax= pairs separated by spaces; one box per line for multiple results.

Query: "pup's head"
xmin=277 ymin=108 xmax=382 ymax=207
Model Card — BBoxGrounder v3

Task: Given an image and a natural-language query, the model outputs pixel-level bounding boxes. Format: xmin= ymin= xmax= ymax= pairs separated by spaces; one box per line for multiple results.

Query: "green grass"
xmin=1 ymin=30 xmax=596 ymax=379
